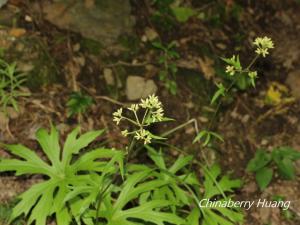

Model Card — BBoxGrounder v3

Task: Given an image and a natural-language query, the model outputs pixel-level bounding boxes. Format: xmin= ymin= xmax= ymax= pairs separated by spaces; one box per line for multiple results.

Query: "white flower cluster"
xmin=141 ymin=95 xmax=164 ymax=123
xmin=134 ymin=129 xmax=152 ymax=144
xmin=225 ymin=65 xmax=235 ymax=76
xmin=253 ymin=36 xmax=274 ymax=57
xmin=113 ymin=94 xmax=165 ymax=144
xmin=112 ymin=108 xmax=123 ymax=125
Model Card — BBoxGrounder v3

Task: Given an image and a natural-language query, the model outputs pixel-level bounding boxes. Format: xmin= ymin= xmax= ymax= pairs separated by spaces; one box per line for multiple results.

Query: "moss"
xmin=80 ymin=38 xmax=103 ymax=55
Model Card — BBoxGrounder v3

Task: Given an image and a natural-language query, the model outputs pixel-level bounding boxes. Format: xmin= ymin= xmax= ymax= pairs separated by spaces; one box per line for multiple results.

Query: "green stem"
xmin=161 ymin=119 xmax=198 ymax=137
xmin=246 ymin=54 xmax=259 ymax=70
xmin=122 ymin=117 xmax=140 ymax=126
xmin=95 ymin=138 xmax=137 ymax=224
xmin=133 ymin=111 xmax=141 ymax=126
xmin=141 ymin=108 xmax=149 ymax=124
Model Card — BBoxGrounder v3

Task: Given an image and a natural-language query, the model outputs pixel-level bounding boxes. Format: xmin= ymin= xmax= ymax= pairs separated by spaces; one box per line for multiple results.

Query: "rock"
xmin=126 ymin=76 xmax=157 ymax=100
xmin=0 ymin=0 xmax=8 ymax=8
xmin=103 ymin=68 xmax=114 ymax=86
xmin=286 ymin=70 xmax=300 ymax=100
xmin=41 ymin=0 xmax=134 ymax=46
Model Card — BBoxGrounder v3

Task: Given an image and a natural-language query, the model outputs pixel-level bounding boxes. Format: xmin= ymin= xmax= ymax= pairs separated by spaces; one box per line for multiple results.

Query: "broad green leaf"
xmin=255 ymin=167 xmax=273 ymax=190
xmin=271 ymin=147 xmax=300 ymax=179
xmin=272 ymin=147 xmax=300 ymax=161
xmin=274 ymin=157 xmax=295 ymax=180
xmin=246 ymin=149 xmax=271 ymax=172
xmin=171 ymin=6 xmax=197 ymax=22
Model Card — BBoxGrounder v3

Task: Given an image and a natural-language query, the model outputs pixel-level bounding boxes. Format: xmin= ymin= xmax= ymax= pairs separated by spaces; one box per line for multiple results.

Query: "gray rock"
xmin=0 ymin=0 xmax=8 ymax=9
xmin=41 ymin=0 xmax=135 ymax=46
xmin=126 ymin=76 xmax=158 ymax=100
xmin=103 ymin=68 xmax=114 ymax=86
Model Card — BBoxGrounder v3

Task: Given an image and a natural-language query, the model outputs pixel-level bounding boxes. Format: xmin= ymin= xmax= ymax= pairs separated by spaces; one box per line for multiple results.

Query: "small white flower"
xmin=113 ymin=108 xmax=123 ymax=117
xmin=225 ymin=65 xmax=235 ymax=76
xmin=140 ymin=98 xmax=150 ymax=108
xmin=248 ymin=71 xmax=258 ymax=79
xmin=151 ymin=108 xmax=164 ymax=122
xmin=144 ymin=136 xmax=152 ymax=144
xmin=128 ymin=104 xmax=139 ymax=112
xmin=121 ymin=129 xmax=129 ymax=137
xmin=113 ymin=117 xmax=122 ymax=125
xmin=134 ymin=129 xmax=152 ymax=144
xmin=113 ymin=108 xmax=123 ymax=125
xmin=140 ymin=94 xmax=162 ymax=109
xmin=148 ymin=94 xmax=162 ymax=108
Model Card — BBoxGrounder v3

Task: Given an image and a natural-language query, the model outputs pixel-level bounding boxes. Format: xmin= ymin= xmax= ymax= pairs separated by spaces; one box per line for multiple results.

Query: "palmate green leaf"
xmin=203 ymin=164 xmax=242 ymax=199
xmin=0 ymin=125 xmax=123 ymax=225
xmin=64 ymin=150 xmax=125 ymax=217
xmin=9 ymin=181 xmax=52 ymax=223
xmin=0 ymin=144 xmax=53 ymax=176
xmin=36 ymin=125 xmax=61 ymax=169
xmin=187 ymin=208 xmax=200 ymax=225
xmin=144 ymin=146 xmax=198 ymax=206
xmin=62 ymin=127 xmax=105 ymax=165
xmin=99 ymin=170 xmax=186 ymax=225
xmin=202 ymin=207 xmax=243 ymax=225
xmin=196 ymin=164 xmax=244 ymax=225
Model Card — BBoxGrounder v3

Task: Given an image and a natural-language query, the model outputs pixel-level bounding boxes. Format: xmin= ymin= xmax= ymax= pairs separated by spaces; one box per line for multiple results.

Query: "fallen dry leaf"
xmin=9 ymin=28 xmax=26 ymax=37
xmin=198 ymin=56 xmax=215 ymax=80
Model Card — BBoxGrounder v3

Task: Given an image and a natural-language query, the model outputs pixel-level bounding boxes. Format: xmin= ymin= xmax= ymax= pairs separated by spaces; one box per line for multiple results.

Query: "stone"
xmin=103 ymin=68 xmax=114 ymax=86
xmin=126 ymin=76 xmax=157 ymax=100
xmin=0 ymin=0 xmax=8 ymax=9
xmin=41 ymin=0 xmax=135 ymax=46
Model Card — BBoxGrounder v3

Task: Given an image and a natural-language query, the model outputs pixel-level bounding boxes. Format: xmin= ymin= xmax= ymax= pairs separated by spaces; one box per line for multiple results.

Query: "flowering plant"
xmin=113 ymin=94 xmax=171 ymax=144
xmin=212 ymin=36 xmax=274 ymax=103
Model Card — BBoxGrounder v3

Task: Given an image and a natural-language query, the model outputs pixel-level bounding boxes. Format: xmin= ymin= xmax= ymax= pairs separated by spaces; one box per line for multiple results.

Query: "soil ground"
xmin=0 ymin=0 xmax=300 ymax=225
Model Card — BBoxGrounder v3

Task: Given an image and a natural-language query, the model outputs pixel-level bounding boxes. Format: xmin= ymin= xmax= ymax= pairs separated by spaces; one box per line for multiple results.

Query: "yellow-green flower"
xmin=225 ymin=65 xmax=235 ymax=76
xmin=253 ymin=36 xmax=274 ymax=57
